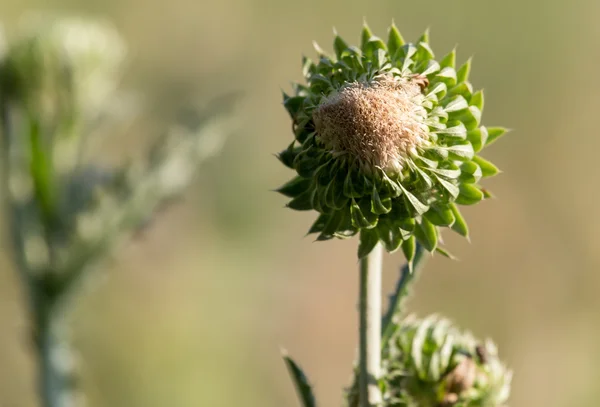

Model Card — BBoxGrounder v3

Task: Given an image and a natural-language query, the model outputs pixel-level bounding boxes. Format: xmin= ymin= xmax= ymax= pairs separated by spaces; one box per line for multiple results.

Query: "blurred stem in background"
xmin=0 ymin=15 xmax=235 ymax=407
xmin=358 ymin=241 xmax=382 ymax=407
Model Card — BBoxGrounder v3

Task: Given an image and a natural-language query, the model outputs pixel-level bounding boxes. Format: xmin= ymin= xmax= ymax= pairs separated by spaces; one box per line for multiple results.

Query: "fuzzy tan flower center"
xmin=313 ymin=76 xmax=428 ymax=171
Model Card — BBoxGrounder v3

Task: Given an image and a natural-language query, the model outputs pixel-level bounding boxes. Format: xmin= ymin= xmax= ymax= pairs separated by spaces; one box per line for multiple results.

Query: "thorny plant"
xmin=0 ymin=16 xmax=235 ymax=407
xmin=277 ymin=23 xmax=512 ymax=407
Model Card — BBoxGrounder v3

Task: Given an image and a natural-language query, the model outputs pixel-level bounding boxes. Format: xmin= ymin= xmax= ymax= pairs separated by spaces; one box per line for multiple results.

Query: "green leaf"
xmin=307 ymin=213 xmax=328 ymax=234
xmin=398 ymin=184 xmax=429 ymax=215
xmin=302 ymin=55 xmax=316 ymax=79
xmin=333 ymin=34 xmax=348 ymax=59
xmin=435 ymin=67 xmax=457 ymax=86
xmin=277 ymin=142 xmax=299 ymax=169
xmin=276 ymin=176 xmax=311 ymax=198
xmin=437 ymin=122 xmax=467 ymax=139
xmin=470 ymin=90 xmax=484 ymax=110
xmin=444 ymin=95 xmax=469 ymax=113
xmin=418 ymin=28 xmax=430 ymax=44
xmin=453 ymin=106 xmax=481 ymax=130
xmin=283 ymin=95 xmax=305 ymax=119
xmin=411 ymin=317 xmax=434 ymax=379
xmin=459 ymin=161 xmax=483 ymax=184
xmin=387 ymin=23 xmax=405 ymax=57
xmin=343 ymin=169 xmax=362 ymax=198
xmin=486 ymin=127 xmax=509 ymax=146
xmin=351 ymin=199 xmax=377 ymax=229
xmin=371 ymin=185 xmax=392 ymax=215
xmin=425 ymin=205 xmax=455 ymax=227
xmin=282 ymin=353 xmax=317 ymax=407
xmin=320 ymin=209 xmax=345 ymax=238
xmin=455 ymin=183 xmax=484 ymax=205
xmin=436 ymin=246 xmax=458 ymax=260
xmin=466 ymin=126 xmax=488 ymax=153
xmin=439 ymin=49 xmax=456 ymax=69
xmin=449 ymin=203 xmax=469 ymax=238
xmin=472 ymin=155 xmax=500 ymax=177
xmin=456 ymin=58 xmax=472 ymax=83
xmin=401 ymin=236 xmax=417 ymax=267
xmin=414 ymin=218 xmax=438 ymax=252
xmin=434 ymin=175 xmax=460 ymax=199
xmin=379 ymin=221 xmax=402 ymax=253
xmin=444 ymin=143 xmax=474 ymax=161
xmin=361 ymin=23 xmax=373 ymax=52
xmin=287 ymin=190 xmax=313 ymax=211
xmin=358 ymin=228 xmax=379 ymax=258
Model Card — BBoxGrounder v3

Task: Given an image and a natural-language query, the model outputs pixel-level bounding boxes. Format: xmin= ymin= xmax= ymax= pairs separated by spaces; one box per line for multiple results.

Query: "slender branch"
xmin=381 ymin=243 xmax=427 ymax=347
xmin=358 ymin=242 xmax=383 ymax=407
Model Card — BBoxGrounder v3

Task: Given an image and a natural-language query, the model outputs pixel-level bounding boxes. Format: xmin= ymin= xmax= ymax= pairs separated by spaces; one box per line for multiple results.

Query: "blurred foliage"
xmin=0 ymin=1 xmax=599 ymax=407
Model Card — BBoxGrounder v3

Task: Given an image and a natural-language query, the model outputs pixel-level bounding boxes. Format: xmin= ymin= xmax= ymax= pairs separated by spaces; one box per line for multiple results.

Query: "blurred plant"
xmin=277 ymin=23 xmax=511 ymax=407
xmin=0 ymin=15 xmax=235 ymax=407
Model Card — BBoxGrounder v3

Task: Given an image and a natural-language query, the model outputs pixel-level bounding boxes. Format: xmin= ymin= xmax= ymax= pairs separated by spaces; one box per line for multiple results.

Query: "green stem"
xmin=358 ymin=242 xmax=383 ymax=407
xmin=33 ymin=290 xmax=78 ymax=407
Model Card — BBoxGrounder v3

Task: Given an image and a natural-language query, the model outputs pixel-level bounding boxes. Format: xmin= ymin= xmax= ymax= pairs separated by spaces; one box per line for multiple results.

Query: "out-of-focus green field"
xmin=1 ymin=1 xmax=599 ymax=406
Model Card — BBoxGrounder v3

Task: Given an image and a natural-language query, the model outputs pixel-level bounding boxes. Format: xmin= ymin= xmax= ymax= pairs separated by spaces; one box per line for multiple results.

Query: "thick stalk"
xmin=358 ymin=243 xmax=383 ymax=407
xmin=34 ymin=297 xmax=78 ymax=407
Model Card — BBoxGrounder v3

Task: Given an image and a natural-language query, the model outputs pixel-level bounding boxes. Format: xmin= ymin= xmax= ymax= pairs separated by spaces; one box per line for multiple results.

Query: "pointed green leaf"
xmin=418 ymin=28 xmax=430 ymax=44
xmin=302 ymin=55 xmax=316 ymax=79
xmin=440 ymin=49 xmax=456 ymax=69
xmin=459 ymin=161 xmax=483 ymax=184
xmin=398 ymin=184 xmax=429 ymax=215
xmin=320 ymin=209 xmax=345 ymax=238
xmin=411 ymin=316 xmax=434 ymax=379
xmin=401 ymin=236 xmax=416 ymax=267
xmin=287 ymin=190 xmax=313 ymax=211
xmin=421 ymin=60 xmax=441 ymax=76
xmin=308 ymin=213 xmax=328 ymax=234
xmin=453 ymin=105 xmax=481 ymax=130
xmin=436 ymin=67 xmax=457 ymax=86
xmin=486 ymin=127 xmax=509 ymax=146
xmin=351 ymin=199 xmax=377 ymax=229
xmin=282 ymin=353 xmax=317 ymax=407
xmin=436 ymin=246 xmax=458 ymax=260
xmin=277 ymin=142 xmax=299 ymax=169
xmin=277 ymin=176 xmax=311 ymax=198
xmin=455 ymin=183 xmax=484 ymax=205
xmin=283 ymin=95 xmax=305 ymax=120
xmin=414 ymin=218 xmax=438 ymax=252
xmin=387 ymin=23 xmax=405 ymax=57
xmin=456 ymin=58 xmax=472 ymax=83
xmin=435 ymin=175 xmax=460 ymax=198
xmin=361 ymin=23 xmax=373 ymax=52
xmin=425 ymin=205 xmax=455 ymax=227
xmin=470 ymin=90 xmax=484 ymax=110
xmin=371 ymin=185 xmax=392 ymax=215
xmin=358 ymin=228 xmax=379 ymax=258
xmin=333 ymin=34 xmax=348 ymax=59
xmin=444 ymin=95 xmax=469 ymax=112
xmin=472 ymin=155 xmax=499 ymax=177
xmin=437 ymin=122 xmax=467 ymax=139
xmin=446 ymin=143 xmax=474 ymax=161
xmin=449 ymin=203 xmax=469 ymax=238
xmin=467 ymin=126 xmax=488 ymax=153
xmin=379 ymin=222 xmax=402 ymax=253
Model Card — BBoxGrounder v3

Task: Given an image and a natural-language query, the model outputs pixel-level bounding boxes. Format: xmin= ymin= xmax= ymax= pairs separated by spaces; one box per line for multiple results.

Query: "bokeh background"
xmin=0 ymin=1 xmax=599 ymax=406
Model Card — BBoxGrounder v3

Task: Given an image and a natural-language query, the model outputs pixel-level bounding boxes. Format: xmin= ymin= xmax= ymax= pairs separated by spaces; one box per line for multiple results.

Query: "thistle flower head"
xmin=277 ymin=23 xmax=508 ymax=260
xmin=378 ymin=315 xmax=512 ymax=407
xmin=313 ymin=76 xmax=428 ymax=172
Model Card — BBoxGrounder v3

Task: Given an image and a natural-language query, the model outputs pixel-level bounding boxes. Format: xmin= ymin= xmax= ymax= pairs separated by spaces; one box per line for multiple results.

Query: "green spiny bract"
xmin=378 ymin=315 xmax=511 ymax=407
xmin=277 ymin=23 xmax=507 ymax=260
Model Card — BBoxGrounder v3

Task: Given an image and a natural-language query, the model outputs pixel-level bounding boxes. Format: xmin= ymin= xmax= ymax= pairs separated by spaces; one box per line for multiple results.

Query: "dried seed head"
xmin=312 ymin=76 xmax=428 ymax=172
